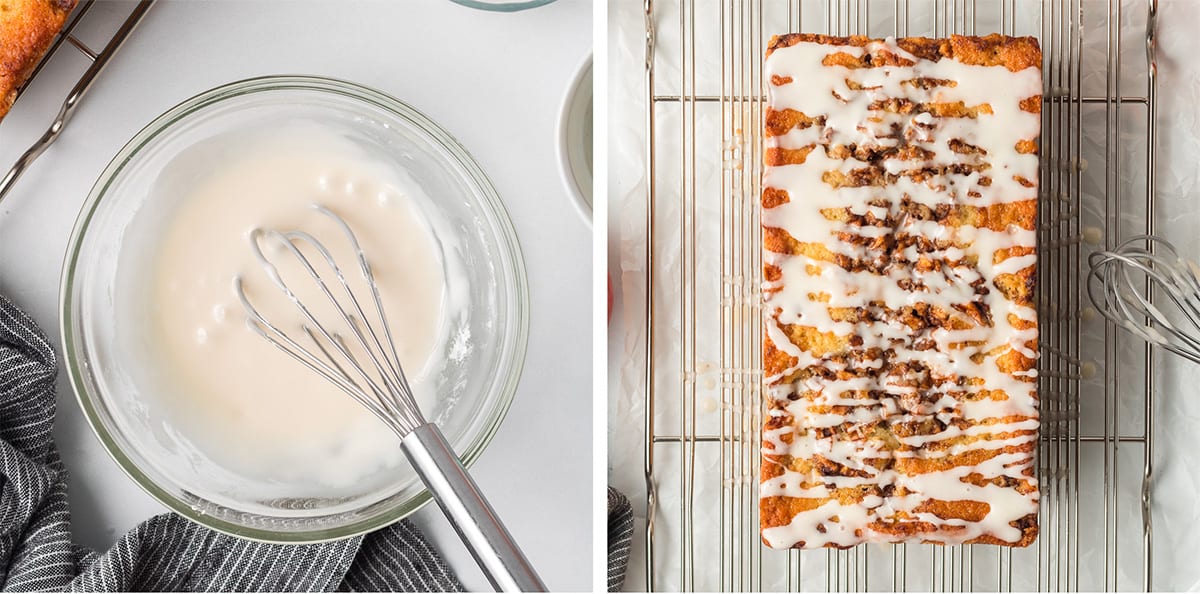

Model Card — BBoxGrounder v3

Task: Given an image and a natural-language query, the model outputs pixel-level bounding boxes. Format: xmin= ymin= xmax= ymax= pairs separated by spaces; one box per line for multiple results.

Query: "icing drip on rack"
xmin=760 ymin=36 xmax=1041 ymax=549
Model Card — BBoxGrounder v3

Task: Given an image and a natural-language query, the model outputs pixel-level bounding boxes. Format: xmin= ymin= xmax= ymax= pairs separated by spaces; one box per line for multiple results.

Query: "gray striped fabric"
xmin=0 ymin=294 xmax=462 ymax=592
xmin=606 ymin=487 xmax=632 ymax=592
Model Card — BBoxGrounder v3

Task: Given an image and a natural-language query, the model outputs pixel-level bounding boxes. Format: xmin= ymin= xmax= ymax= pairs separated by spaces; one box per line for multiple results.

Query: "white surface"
xmin=0 ymin=0 xmax=592 ymax=591
xmin=609 ymin=0 xmax=1200 ymax=591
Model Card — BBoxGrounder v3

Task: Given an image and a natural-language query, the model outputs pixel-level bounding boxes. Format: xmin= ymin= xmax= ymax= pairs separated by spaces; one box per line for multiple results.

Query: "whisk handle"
xmin=401 ymin=423 xmax=547 ymax=593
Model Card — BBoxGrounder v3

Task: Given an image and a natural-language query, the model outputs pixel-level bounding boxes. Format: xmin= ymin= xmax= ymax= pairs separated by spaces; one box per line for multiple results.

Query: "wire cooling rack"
xmin=641 ymin=0 xmax=1159 ymax=590
xmin=0 ymin=0 xmax=154 ymax=203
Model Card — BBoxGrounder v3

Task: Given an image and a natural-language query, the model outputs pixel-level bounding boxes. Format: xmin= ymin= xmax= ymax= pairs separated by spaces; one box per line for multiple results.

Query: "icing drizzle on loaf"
xmin=760 ymin=34 xmax=1041 ymax=549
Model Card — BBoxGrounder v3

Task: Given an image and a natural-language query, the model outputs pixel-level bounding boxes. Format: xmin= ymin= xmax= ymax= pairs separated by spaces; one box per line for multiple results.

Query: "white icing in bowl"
xmin=61 ymin=76 xmax=528 ymax=543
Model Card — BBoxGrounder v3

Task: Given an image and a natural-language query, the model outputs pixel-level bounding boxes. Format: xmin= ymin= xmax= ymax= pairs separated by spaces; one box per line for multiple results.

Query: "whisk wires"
xmin=1087 ymin=234 xmax=1200 ymax=364
xmin=235 ymin=204 xmax=426 ymax=436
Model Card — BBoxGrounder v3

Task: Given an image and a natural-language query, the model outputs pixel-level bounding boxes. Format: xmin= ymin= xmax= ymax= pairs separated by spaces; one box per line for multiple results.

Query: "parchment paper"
xmin=609 ymin=0 xmax=1200 ymax=590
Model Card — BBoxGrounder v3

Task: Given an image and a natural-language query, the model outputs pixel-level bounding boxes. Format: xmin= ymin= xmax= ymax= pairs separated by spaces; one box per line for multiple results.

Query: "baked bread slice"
xmin=760 ymin=34 xmax=1041 ymax=549
xmin=0 ymin=0 xmax=78 ymax=120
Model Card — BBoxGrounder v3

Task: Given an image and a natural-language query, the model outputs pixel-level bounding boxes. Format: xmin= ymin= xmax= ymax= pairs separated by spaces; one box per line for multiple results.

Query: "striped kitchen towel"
xmin=606 ymin=487 xmax=632 ymax=592
xmin=0 ymin=293 xmax=462 ymax=592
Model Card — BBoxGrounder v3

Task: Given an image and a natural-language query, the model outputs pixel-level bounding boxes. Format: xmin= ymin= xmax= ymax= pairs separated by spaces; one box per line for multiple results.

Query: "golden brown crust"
xmin=767 ymin=33 xmax=1042 ymax=73
xmin=0 ymin=0 xmax=77 ymax=120
xmin=761 ymin=34 xmax=1041 ymax=549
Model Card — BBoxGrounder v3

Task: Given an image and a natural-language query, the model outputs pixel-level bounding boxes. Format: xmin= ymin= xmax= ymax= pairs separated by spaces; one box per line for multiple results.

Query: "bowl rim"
xmin=59 ymin=74 xmax=530 ymax=543
xmin=446 ymin=0 xmax=557 ymax=12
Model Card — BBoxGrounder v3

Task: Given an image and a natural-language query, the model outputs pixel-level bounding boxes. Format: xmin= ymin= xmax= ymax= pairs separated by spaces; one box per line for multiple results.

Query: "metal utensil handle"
xmin=401 ymin=423 xmax=547 ymax=592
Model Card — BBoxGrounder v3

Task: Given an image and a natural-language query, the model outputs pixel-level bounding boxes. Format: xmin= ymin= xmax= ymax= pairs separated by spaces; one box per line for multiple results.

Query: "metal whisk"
xmin=235 ymin=204 xmax=545 ymax=593
xmin=1088 ymin=234 xmax=1200 ymax=364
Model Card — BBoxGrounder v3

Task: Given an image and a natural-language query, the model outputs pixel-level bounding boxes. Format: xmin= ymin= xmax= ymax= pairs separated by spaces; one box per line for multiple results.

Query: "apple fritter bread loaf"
xmin=760 ymin=34 xmax=1041 ymax=549
xmin=0 ymin=0 xmax=77 ymax=120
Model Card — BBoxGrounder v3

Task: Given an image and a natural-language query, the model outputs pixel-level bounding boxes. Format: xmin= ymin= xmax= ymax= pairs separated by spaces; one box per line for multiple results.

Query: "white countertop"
xmin=0 ymin=1 xmax=592 ymax=590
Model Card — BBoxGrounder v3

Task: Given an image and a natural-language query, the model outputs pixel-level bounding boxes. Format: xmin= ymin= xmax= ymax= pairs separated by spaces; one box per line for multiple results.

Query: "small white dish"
xmin=558 ymin=55 xmax=593 ymax=224
xmin=448 ymin=0 xmax=557 ymax=12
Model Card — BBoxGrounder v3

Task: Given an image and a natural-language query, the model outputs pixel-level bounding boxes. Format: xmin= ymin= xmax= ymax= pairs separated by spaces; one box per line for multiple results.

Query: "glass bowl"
xmin=60 ymin=75 xmax=528 ymax=543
